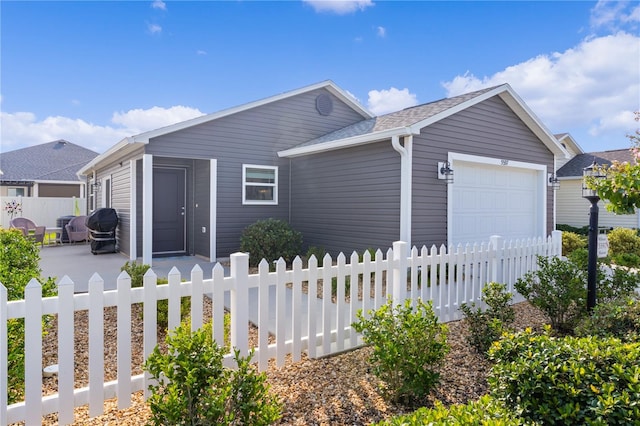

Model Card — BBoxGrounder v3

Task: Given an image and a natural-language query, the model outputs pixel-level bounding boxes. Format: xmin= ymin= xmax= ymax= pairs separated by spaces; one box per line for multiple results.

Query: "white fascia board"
xmin=407 ymin=84 xmax=570 ymax=160
xmin=132 ymin=81 xmax=373 ymax=145
xmin=408 ymin=85 xmax=511 ymax=133
xmin=78 ymin=137 xmax=137 ymax=175
xmin=556 ymin=133 xmax=585 ymax=155
xmin=33 ymin=179 xmax=84 ymax=185
xmin=278 ymin=127 xmax=416 ymax=158
xmin=497 ymin=86 xmax=570 ymax=159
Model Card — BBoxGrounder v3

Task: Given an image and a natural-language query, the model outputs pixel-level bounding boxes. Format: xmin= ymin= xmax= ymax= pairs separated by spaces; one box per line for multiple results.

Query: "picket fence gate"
xmin=1 ymin=232 xmax=562 ymax=425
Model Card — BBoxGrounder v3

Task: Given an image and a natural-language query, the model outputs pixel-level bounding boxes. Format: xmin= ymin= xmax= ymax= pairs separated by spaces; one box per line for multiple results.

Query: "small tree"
xmin=0 ymin=229 xmax=57 ymax=403
xmin=353 ymin=298 xmax=449 ymax=405
xmin=460 ymin=282 xmax=515 ymax=356
xmin=144 ymin=322 xmax=281 ymax=425
xmin=586 ymin=112 xmax=640 ymax=214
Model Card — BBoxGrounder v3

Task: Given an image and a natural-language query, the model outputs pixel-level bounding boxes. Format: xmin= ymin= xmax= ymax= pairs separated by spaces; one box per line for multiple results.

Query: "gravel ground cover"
xmin=24 ymin=301 xmax=549 ymax=425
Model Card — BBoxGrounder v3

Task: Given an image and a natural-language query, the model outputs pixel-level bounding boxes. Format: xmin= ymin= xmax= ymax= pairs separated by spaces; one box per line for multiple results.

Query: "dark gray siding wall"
xmin=146 ymin=88 xmax=365 ymax=258
xmin=411 ymin=96 xmax=555 ymax=248
xmin=193 ymin=160 xmax=210 ymax=257
xmin=290 ymin=141 xmax=401 ymax=256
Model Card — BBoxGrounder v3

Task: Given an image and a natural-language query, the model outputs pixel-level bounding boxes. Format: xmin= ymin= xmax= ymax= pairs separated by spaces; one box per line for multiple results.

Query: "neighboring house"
xmin=0 ymin=140 xmax=99 ymax=198
xmin=79 ymin=81 xmax=568 ymax=265
xmin=556 ymin=147 xmax=640 ymax=230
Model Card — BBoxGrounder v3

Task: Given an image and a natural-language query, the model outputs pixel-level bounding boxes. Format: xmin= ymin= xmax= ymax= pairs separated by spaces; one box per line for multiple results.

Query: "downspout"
xmin=392 ymin=135 xmax=412 ymax=250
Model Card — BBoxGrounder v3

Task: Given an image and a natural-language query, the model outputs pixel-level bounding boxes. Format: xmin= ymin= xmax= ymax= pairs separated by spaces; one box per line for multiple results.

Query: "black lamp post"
xmin=582 ymin=160 xmax=604 ymax=311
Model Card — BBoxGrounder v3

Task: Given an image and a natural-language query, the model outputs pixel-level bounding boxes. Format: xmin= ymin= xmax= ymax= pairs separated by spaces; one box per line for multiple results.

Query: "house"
xmin=0 ymin=139 xmax=98 ymax=198
xmin=556 ymin=145 xmax=640 ymax=230
xmin=79 ymin=81 xmax=568 ymax=265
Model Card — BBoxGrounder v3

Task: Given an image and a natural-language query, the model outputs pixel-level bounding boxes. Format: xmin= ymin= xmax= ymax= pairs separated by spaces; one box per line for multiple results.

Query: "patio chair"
xmin=10 ymin=217 xmax=46 ymax=247
xmin=65 ymin=215 xmax=89 ymax=244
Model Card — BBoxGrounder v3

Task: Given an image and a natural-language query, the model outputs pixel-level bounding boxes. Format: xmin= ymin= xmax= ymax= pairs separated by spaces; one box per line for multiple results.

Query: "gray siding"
xmin=290 ymin=141 xmax=401 ymax=256
xmin=193 ymin=160 xmax=210 ymax=257
xmin=146 ymin=88 xmax=365 ymax=258
xmin=411 ymin=97 xmax=555 ymax=248
xmin=91 ymin=146 xmax=144 ymax=258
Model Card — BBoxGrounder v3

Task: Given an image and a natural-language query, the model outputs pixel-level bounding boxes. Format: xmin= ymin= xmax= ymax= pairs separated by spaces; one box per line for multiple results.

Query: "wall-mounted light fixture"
xmin=548 ymin=173 xmax=560 ymax=190
xmin=437 ymin=161 xmax=454 ymax=183
xmin=91 ymin=181 xmax=101 ymax=192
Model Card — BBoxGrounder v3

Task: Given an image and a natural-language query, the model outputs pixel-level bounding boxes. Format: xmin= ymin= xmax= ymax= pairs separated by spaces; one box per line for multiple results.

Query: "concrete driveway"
xmin=39 ymin=243 xmax=221 ymax=293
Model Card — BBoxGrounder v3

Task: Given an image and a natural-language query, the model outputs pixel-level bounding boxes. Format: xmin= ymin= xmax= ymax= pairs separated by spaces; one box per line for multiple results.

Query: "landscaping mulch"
xmin=27 ymin=301 xmax=549 ymax=425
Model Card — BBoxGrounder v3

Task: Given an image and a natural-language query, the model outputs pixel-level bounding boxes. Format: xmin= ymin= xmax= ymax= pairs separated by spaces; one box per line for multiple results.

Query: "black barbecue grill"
xmin=86 ymin=208 xmax=118 ymax=254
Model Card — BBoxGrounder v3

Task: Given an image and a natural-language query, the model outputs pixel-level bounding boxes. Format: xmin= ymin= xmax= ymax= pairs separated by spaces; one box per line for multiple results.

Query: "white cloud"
xmin=111 ymin=105 xmax=204 ymax=134
xmin=196 ymin=50 xmax=207 ymax=56
xmin=442 ymin=32 xmax=640 ymax=146
xmin=148 ymin=23 xmax=162 ymax=34
xmin=367 ymin=87 xmax=418 ymax=115
xmin=590 ymin=0 xmax=639 ymax=29
xmin=303 ymin=0 xmax=374 ymax=15
xmin=1 ymin=106 xmax=204 ymax=154
xmin=151 ymin=0 xmax=166 ymax=11
xmin=376 ymin=26 xmax=386 ymax=37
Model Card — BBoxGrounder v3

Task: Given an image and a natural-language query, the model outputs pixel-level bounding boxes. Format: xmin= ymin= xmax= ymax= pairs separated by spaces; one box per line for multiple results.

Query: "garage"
xmin=449 ymin=155 xmax=546 ymax=246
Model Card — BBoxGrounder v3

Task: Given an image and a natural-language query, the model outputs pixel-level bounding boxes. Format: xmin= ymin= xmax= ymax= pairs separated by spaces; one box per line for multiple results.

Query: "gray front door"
xmin=153 ymin=167 xmax=186 ymax=255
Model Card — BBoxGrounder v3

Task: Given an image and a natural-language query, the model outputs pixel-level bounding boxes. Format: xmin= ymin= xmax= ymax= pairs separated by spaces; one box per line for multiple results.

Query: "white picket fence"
xmin=1 ymin=233 xmax=562 ymax=425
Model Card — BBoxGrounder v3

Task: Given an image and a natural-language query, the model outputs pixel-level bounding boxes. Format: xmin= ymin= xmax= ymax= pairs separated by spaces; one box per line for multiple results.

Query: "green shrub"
xmin=556 ymin=224 xmax=589 ymax=235
xmin=575 ymin=295 xmax=640 ymax=342
xmin=459 ymin=282 xmax=515 ymax=356
xmin=373 ymin=395 xmax=529 ymax=425
xmin=240 ymin=218 xmax=303 ymax=267
xmin=352 ymin=298 xmax=449 ymax=405
xmin=0 ymin=229 xmax=57 ymax=404
xmin=489 ymin=327 xmax=640 ymax=425
xmin=567 ymin=247 xmax=588 ymax=269
xmin=612 ymin=252 xmax=640 ymax=268
xmin=607 ymin=227 xmax=640 ymax=257
xmin=561 ymin=231 xmax=587 ymax=256
xmin=144 ymin=322 xmax=281 ymax=425
xmin=515 ymin=256 xmax=586 ymax=335
xmin=305 ymin=245 xmax=326 ymax=267
xmin=598 ymin=265 xmax=640 ymax=303
xmin=121 ymin=261 xmax=189 ymax=329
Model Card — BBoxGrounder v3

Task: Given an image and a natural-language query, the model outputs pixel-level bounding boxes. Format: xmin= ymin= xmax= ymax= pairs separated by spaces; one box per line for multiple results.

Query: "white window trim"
xmin=242 ymin=164 xmax=278 ymax=205
xmin=101 ymin=175 xmax=112 ymax=208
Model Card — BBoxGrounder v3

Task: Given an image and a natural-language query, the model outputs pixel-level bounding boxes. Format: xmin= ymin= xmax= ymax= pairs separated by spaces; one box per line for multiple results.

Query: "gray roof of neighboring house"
xmin=294 ymin=86 xmax=500 ymax=148
xmin=0 ymin=140 xmax=99 ymax=183
xmin=557 ymin=149 xmax=635 ymax=177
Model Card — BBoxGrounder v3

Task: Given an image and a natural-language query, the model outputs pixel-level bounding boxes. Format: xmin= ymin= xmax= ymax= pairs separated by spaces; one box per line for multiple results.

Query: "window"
xmin=89 ymin=179 xmax=96 ymax=211
xmin=102 ymin=176 xmax=112 ymax=208
xmin=242 ymin=165 xmax=277 ymax=205
xmin=7 ymin=187 xmax=25 ymax=197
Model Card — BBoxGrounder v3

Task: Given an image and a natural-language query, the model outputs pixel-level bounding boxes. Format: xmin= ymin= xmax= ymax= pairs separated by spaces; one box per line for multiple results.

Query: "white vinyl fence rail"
xmin=0 ymin=196 xmax=86 ymax=229
xmin=1 ymin=232 xmax=562 ymax=425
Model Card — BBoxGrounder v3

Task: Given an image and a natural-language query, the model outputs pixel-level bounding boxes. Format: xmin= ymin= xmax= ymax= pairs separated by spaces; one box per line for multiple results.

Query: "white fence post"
xmin=0 ymin=284 xmax=7 ymax=426
xmin=230 ymin=252 xmax=249 ymax=360
xmin=552 ymin=230 xmax=563 ymax=257
xmin=116 ymin=271 xmax=132 ymax=411
xmin=392 ymin=241 xmax=408 ymax=306
xmin=25 ymin=279 xmax=43 ymax=425
xmin=58 ymin=276 xmax=76 ymax=424
xmin=88 ymin=274 xmax=105 ymax=418
xmin=489 ymin=235 xmax=504 ymax=284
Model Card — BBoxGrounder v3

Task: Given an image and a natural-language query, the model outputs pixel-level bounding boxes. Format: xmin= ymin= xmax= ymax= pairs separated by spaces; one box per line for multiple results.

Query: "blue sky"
xmin=1 ymin=0 xmax=639 ymax=155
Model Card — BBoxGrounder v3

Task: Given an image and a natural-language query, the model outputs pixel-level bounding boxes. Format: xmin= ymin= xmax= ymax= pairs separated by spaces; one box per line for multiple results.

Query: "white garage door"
xmin=450 ymin=161 xmax=543 ymax=245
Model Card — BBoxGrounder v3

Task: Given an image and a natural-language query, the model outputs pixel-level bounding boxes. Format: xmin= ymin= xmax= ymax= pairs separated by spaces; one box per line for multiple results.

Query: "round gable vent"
xmin=315 ymin=93 xmax=333 ymax=116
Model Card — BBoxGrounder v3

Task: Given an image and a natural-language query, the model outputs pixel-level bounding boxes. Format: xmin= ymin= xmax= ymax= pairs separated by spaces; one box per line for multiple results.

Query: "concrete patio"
xmin=39 ymin=242 xmax=222 ymax=293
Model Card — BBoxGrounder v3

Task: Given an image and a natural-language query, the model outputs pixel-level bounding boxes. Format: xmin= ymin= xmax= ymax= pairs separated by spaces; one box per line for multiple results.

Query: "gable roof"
xmin=278 ymin=84 xmax=568 ymax=158
xmin=0 ymin=140 xmax=99 ymax=183
xmin=557 ymin=149 xmax=635 ymax=178
xmin=554 ymin=133 xmax=584 ymax=156
xmin=80 ymin=80 xmax=373 ymax=174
